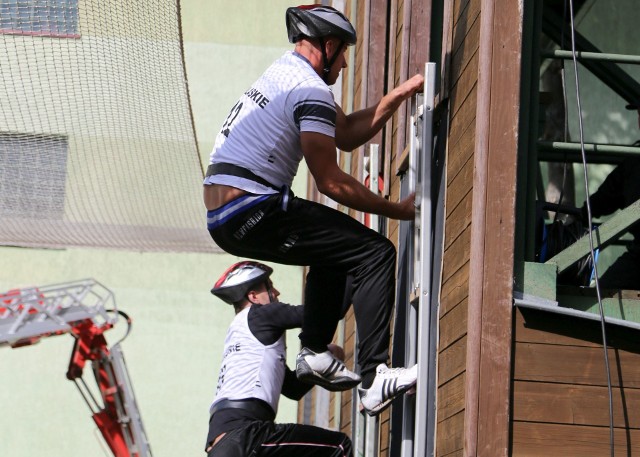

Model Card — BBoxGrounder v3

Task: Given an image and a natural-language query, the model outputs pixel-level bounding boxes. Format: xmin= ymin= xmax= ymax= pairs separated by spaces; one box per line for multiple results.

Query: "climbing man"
xmin=203 ymin=5 xmax=421 ymax=415
xmin=205 ymin=261 xmax=352 ymax=456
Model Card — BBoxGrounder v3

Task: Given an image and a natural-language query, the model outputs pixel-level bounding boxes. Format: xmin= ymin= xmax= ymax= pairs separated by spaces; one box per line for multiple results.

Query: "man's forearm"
xmin=338 ymin=90 xmax=408 ymax=150
xmin=318 ymin=170 xmax=414 ymax=220
xmin=336 ymin=74 xmax=424 ymax=151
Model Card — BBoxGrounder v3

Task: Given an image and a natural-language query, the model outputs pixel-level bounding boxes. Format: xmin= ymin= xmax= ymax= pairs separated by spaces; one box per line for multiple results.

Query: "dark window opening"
xmin=0 ymin=133 xmax=68 ymax=219
xmin=0 ymin=0 xmax=79 ymax=38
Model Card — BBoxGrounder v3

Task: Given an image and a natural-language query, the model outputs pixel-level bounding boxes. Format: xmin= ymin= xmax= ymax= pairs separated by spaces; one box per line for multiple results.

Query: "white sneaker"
xmin=296 ymin=347 xmax=362 ymax=391
xmin=359 ymin=364 xmax=418 ymax=416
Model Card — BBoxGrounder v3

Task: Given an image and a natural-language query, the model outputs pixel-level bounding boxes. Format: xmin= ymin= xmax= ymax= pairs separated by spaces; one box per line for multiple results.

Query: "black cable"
xmin=72 ymin=378 xmax=100 ymax=413
xmin=106 ymin=309 xmax=132 ymax=346
xmin=567 ymin=1 xmax=615 ymax=455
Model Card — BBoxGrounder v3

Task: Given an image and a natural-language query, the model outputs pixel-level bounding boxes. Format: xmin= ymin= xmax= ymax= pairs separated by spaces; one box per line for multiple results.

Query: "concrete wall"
xmin=0 ymin=1 xmax=305 ymax=456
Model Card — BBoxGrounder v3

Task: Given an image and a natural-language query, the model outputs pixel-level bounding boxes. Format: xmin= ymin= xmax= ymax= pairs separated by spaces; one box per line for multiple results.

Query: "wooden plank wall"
xmin=300 ymin=1 xmax=631 ymax=456
xmin=467 ymin=0 xmax=522 ymax=453
xmin=340 ymin=1 xmax=397 ymax=455
xmin=387 ymin=0 xmax=407 ymax=283
xmin=303 ymin=0 xmax=520 ymax=456
xmin=334 ymin=0 xmax=432 ymax=455
xmin=436 ymin=0 xmax=480 ymax=454
xmin=512 ymin=307 xmax=640 ymax=456
xmin=329 ymin=0 xmax=485 ymax=455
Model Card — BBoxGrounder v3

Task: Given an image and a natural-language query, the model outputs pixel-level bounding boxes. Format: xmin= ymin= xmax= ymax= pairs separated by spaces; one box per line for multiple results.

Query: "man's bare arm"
xmin=334 ymin=74 xmax=424 ymax=151
xmin=302 ymin=131 xmax=415 ymax=220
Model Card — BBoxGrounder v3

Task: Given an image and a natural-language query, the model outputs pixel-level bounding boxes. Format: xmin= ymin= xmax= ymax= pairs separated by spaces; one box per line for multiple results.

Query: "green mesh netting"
xmin=0 ymin=0 xmax=216 ymax=252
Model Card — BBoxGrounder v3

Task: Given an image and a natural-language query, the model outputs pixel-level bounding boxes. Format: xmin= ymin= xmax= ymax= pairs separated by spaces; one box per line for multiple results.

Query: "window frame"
xmin=0 ymin=0 xmax=80 ymax=39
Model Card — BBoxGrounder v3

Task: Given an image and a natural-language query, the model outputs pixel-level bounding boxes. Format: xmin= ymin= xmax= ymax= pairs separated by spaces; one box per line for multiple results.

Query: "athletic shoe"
xmin=359 ymin=364 xmax=418 ymax=416
xmin=295 ymin=347 xmax=362 ymax=391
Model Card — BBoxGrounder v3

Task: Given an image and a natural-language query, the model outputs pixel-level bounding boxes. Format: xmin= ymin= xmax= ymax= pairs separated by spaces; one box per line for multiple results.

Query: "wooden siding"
xmin=436 ymin=1 xmax=479 ymax=449
xmin=512 ymin=307 xmax=640 ymax=455
xmin=336 ymin=0 xmax=435 ymax=454
xmin=298 ymin=1 xmax=640 ymax=456
xmin=324 ymin=0 xmax=358 ymax=444
xmin=338 ymin=2 xmax=398 ymax=455
xmin=392 ymin=0 xmax=408 ymax=172
xmin=463 ymin=0 xmax=523 ymax=450
xmin=302 ymin=0 xmax=523 ymax=455
xmin=339 ymin=0 xmax=360 ymax=443
xmin=341 ymin=306 xmax=356 ymax=431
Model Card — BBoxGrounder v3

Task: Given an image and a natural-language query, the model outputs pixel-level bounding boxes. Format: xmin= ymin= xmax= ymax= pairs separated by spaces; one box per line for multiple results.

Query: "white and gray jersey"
xmin=210 ymin=307 xmax=286 ymax=415
xmin=204 ymin=51 xmax=336 ymax=193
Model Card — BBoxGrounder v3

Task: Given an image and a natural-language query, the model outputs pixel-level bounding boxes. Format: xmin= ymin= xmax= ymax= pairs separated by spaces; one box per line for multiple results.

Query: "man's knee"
xmin=331 ymin=431 xmax=353 ymax=456
xmin=368 ymin=235 xmax=396 ymax=267
xmin=340 ymin=432 xmax=353 ymax=455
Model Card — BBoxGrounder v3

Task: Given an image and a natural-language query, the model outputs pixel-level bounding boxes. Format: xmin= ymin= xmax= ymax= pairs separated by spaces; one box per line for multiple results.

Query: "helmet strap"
xmin=318 ymin=38 xmax=345 ymax=83
xmin=244 ymin=281 xmax=276 ymax=304
xmin=266 ymin=281 xmax=276 ymax=303
xmin=318 ymin=36 xmax=331 ymax=82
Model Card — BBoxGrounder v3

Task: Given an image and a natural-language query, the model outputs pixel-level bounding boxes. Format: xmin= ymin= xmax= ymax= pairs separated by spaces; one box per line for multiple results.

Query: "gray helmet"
xmin=286 ymin=5 xmax=357 ymax=45
xmin=211 ymin=261 xmax=273 ymax=305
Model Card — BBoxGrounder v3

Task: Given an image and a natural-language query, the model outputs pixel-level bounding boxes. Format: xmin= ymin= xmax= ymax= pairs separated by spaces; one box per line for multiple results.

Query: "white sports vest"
xmin=210 ymin=307 xmax=286 ymax=415
xmin=204 ymin=51 xmax=336 ymax=193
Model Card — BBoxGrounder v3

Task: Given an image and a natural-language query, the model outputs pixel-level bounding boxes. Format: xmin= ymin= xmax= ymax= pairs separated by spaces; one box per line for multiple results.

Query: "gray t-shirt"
xmin=204 ymin=51 xmax=336 ymax=193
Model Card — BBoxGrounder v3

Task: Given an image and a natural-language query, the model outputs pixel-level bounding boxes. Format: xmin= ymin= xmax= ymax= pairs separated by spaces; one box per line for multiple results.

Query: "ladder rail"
xmin=400 ymin=95 xmax=420 ymax=457
xmin=108 ymin=343 xmax=154 ymax=457
xmin=401 ymin=63 xmax=438 ymax=457
xmin=414 ymin=62 xmax=437 ymax=457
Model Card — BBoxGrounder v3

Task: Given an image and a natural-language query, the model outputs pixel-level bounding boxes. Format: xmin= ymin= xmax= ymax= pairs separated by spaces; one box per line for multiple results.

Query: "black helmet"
xmin=286 ymin=5 xmax=357 ymax=45
xmin=211 ymin=261 xmax=273 ymax=305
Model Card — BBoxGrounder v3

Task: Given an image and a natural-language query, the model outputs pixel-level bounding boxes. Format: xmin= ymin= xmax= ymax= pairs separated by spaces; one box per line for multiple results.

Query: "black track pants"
xmin=209 ymin=193 xmax=396 ymax=384
xmin=207 ymin=421 xmax=352 ymax=456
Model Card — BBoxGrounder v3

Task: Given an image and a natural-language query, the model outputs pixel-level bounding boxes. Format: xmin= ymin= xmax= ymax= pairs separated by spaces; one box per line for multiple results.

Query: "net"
xmin=0 ymin=0 xmax=217 ymax=252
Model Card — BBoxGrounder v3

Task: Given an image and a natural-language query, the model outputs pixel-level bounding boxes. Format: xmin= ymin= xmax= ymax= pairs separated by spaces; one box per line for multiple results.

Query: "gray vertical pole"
xmin=401 ymin=96 xmax=420 ymax=457
xmin=365 ymin=415 xmax=380 ymax=457
xmin=352 ymin=348 xmax=365 ymax=454
xmin=414 ymin=62 xmax=437 ymax=457
xmin=110 ymin=344 xmax=153 ymax=456
xmin=365 ymin=143 xmax=381 ymax=457
xmin=368 ymin=144 xmax=380 ymax=230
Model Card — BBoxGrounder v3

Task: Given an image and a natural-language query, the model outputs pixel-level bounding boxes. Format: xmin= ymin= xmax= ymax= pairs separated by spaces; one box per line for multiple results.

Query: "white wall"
xmin=0 ymin=2 xmax=306 ymax=456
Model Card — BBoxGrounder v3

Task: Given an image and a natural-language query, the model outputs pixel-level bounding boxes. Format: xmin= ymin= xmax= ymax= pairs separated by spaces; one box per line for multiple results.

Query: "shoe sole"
xmin=296 ymin=360 xmax=361 ymax=392
xmin=362 ymin=379 xmax=417 ymax=417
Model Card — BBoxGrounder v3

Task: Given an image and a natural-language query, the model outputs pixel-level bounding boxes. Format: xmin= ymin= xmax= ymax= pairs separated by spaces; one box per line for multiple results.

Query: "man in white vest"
xmin=205 ymin=261 xmax=353 ymax=456
xmin=204 ymin=4 xmax=420 ymax=417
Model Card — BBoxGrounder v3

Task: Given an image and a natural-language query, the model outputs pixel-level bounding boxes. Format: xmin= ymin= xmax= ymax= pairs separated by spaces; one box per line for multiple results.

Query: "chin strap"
xmin=318 ymin=37 xmax=345 ymax=83
xmin=266 ymin=282 xmax=276 ymax=303
xmin=246 ymin=281 xmax=276 ymax=304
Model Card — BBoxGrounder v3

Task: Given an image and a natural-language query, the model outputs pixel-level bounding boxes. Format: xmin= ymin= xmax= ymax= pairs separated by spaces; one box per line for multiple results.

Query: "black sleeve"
xmin=281 ymin=365 xmax=313 ymax=400
xmin=247 ymin=302 xmax=304 ymax=346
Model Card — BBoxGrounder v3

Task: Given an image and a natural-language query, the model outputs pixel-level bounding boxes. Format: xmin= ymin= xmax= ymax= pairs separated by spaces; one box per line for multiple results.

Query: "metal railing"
xmin=0 ymin=279 xmax=117 ymax=346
